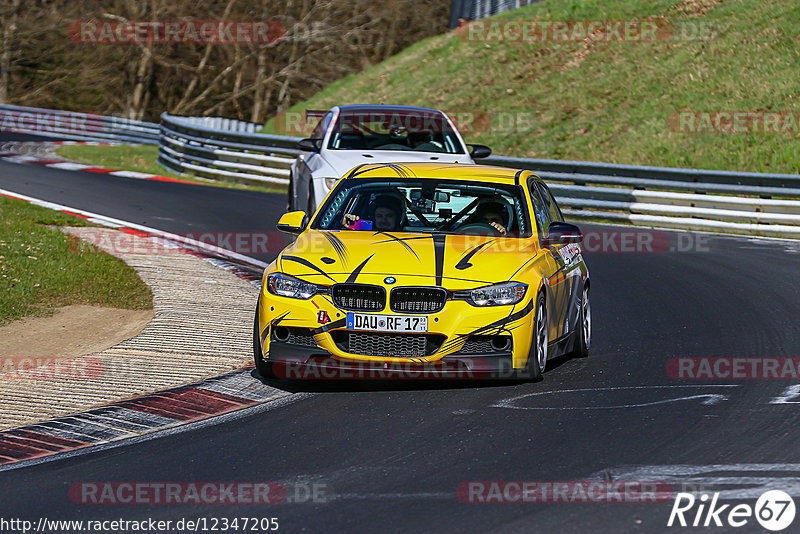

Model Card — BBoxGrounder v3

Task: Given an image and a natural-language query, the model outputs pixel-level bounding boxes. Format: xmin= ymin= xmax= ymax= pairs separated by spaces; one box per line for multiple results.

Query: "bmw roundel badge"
xmin=384 ymin=276 xmax=396 ymax=285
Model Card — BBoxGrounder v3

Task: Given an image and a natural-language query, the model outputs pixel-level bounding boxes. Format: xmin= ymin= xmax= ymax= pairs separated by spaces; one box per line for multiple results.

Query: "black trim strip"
xmin=312 ymin=317 xmax=347 ymax=334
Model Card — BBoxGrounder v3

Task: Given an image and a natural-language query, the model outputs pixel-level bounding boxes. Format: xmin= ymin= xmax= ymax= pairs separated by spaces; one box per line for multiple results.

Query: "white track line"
xmin=0 ymin=187 xmax=268 ymax=269
xmin=0 ymin=392 xmax=310 ymax=473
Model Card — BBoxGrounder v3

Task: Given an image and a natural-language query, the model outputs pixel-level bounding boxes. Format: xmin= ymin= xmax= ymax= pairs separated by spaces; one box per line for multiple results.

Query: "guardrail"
xmin=485 ymin=155 xmax=800 ymax=238
xmin=157 ymin=113 xmax=297 ymax=185
xmin=4 ymin=103 xmax=798 ymax=238
xmin=156 ymin=115 xmax=800 ymax=237
xmin=0 ymin=104 xmax=159 ymax=144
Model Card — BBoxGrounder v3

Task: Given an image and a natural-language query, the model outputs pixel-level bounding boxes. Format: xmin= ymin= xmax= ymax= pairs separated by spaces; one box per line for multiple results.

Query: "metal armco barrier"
xmin=449 ymin=0 xmax=543 ymax=29
xmin=158 ymin=112 xmax=800 ymax=236
xmin=0 ymin=104 xmax=159 ymax=144
xmin=484 ymin=155 xmax=800 ymax=238
xmin=4 ymin=103 xmax=799 ymax=238
xmin=158 ymin=113 xmax=297 ymax=185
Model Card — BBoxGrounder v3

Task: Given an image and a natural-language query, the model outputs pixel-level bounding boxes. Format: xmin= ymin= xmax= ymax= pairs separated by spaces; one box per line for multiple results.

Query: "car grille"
xmin=331 ymin=331 xmax=445 ymax=358
xmin=272 ymin=327 xmax=317 ymax=347
xmin=454 ymin=335 xmax=512 ymax=354
xmin=332 ymin=284 xmax=385 ymax=311
xmin=390 ymin=287 xmax=447 ymax=314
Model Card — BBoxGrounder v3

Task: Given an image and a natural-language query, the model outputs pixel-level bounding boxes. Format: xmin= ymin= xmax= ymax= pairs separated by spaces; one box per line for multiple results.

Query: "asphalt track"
xmin=1 ymin=133 xmax=800 ymax=533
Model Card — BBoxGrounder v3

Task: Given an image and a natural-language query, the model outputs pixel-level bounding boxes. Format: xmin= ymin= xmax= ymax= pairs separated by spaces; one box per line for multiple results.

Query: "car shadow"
xmin=249 ymin=354 xmax=577 ymax=393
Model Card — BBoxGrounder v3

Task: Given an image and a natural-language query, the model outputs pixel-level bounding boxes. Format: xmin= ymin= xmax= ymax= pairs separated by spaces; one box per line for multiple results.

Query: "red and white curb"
xmin=0 ymin=141 xmax=194 ymax=185
xmin=0 ymin=187 xmax=267 ymax=285
xmin=0 ymin=165 xmax=286 ymax=466
xmin=0 ymin=367 xmax=291 ymax=469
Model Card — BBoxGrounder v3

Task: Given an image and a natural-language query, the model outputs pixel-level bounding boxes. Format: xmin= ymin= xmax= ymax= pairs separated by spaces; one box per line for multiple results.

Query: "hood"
xmin=320 ymin=150 xmax=474 ymax=176
xmin=276 ymin=229 xmax=541 ymax=289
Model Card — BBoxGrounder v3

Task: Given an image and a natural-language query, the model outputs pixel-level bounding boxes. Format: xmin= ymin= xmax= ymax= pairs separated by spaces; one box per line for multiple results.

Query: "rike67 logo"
xmin=668 ymin=490 xmax=796 ymax=531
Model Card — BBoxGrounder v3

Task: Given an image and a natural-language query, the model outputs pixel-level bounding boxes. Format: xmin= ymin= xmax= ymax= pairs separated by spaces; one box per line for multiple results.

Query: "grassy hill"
xmin=264 ymin=0 xmax=800 ymax=174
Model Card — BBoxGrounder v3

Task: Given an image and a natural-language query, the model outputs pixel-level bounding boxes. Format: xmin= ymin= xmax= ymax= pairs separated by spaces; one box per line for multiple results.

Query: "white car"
xmin=288 ymin=105 xmax=491 ymax=214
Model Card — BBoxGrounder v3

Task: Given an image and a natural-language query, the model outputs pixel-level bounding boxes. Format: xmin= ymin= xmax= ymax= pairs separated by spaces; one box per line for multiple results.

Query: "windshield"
xmin=312 ymin=178 xmax=531 ymax=237
xmin=327 ymin=109 xmax=465 ymax=154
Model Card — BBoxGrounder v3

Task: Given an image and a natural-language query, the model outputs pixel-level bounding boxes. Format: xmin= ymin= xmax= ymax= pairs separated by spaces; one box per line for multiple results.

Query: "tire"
xmin=573 ymin=285 xmax=591 ymax=358
xmin=526 ymin=292 xmax=548 ymax=382
xmin=287 ymin=175 xmax=295 ymax=212
xmin=253 ymin=300 xmax=275 ymax=379
xmin=307 ymin=185 xmax=316 ymax=217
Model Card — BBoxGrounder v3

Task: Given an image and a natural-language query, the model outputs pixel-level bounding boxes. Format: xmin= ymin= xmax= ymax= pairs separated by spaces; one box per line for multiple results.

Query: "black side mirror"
xmin=468 ymin=144 xmax=492 ymax=159
xmin=297 ymin=138 xmax=320 ymax=152
xmin=543 ymin=222 xmax=582 ymax=247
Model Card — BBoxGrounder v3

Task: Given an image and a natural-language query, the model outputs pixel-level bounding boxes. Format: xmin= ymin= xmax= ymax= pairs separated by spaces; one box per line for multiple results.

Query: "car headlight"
xmin=467 ymin=282 xmax=527 ymax=306
xmin=324 ymin=177 xmax=339 ymax=190
xmin=267 ymin=273 xmax=321 ymax=300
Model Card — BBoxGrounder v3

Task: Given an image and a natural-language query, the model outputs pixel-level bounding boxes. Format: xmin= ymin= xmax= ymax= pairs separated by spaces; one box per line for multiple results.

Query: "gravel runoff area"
xmin=0 ymin=227 xmax=262 ymax=430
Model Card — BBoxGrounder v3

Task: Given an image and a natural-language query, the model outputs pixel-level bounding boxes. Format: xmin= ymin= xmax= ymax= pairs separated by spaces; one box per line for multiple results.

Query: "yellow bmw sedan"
xmin=254 ymin=162 xmax=590 ymax=380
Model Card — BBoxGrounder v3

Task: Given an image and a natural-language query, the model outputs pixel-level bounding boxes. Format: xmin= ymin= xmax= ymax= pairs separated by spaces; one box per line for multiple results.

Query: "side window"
xmin=310 ymin=111 xmax=332 ymax=141
xmin=537 ymin=183 xmax=564 ymax=223
xmin=528 ymin=179 xmax=551 ymax=243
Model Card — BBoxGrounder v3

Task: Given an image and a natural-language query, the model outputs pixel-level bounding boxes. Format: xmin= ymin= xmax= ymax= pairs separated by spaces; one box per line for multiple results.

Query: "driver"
xmin=470 ymin=201 xmax=509 ymax=235
xmin=343 ymin=194 xmax=404 ymax=232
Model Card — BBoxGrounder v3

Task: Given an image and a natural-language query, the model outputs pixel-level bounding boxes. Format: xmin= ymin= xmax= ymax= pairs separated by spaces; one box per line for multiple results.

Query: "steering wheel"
xmin=455 ymin=222 xmax=503 ymax=236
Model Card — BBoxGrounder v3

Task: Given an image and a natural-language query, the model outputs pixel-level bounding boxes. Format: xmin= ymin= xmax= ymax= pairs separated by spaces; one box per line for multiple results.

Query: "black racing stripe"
xmin=438 ymin=299 xmax=535 ymax=353
xmin=347 ymin=164 xmax=371 ymax=178
xmin=262 ymin=310 xmax=290 ymax=346
xmin=321 ymin=231 xmax=348 ymax=265
xmin=281 ymin=255 xmax=335 ymax=281
xmin=260 ymin=325 xmax=270 ymax=348
xmin=345 ymin=254 xmax=374 ymax=284
xmin=312 ymin=317 xmax=347 ymax=334
xmin=349 ymin=163 xmax=413 ymax=179
xmin=373 ymin=231 xmax=421 ymax=260
xmin=271 ymin=311 xmax=290 ymax=326
xmin=375 ymin=235 xmax=432 ymax=243
xmin=433 ymin=234 xmax=446 ymax=286
xmin=455 ymin=242 xmax=489 ymax=270
xmin=384 ymin=163 xmax=416 ymax=178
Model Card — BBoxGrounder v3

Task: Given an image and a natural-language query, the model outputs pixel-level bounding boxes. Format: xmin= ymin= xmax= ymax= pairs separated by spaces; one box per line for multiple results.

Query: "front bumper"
xmin=266 ymin=342 xmax=524 ymax=380
xmin=258 ymin=269 xmax=538 ymax=379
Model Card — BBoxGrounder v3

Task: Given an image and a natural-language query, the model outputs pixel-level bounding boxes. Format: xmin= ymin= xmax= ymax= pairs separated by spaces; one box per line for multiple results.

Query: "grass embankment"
xmin=0 ymin=196 xmax=152 ymax=326
xmin=54 ymin=144 xmax=286 ymax=194
xmin=263 ymin=0 xmax=800 ymax=174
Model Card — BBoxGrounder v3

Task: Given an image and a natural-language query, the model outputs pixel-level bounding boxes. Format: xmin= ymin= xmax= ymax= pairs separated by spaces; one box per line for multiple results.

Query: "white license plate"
xmin=346 ymin=313 xmax=428 ymax=333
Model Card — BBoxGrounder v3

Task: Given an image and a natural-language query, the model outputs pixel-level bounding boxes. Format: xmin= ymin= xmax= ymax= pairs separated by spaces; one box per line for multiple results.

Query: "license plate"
xmin=346 ymin=313 xmax=428 ymax=333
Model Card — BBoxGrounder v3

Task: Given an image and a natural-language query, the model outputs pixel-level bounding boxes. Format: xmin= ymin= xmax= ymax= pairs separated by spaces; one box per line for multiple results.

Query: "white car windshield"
xmin=327 ymin=109 xmax=465 ymax=154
